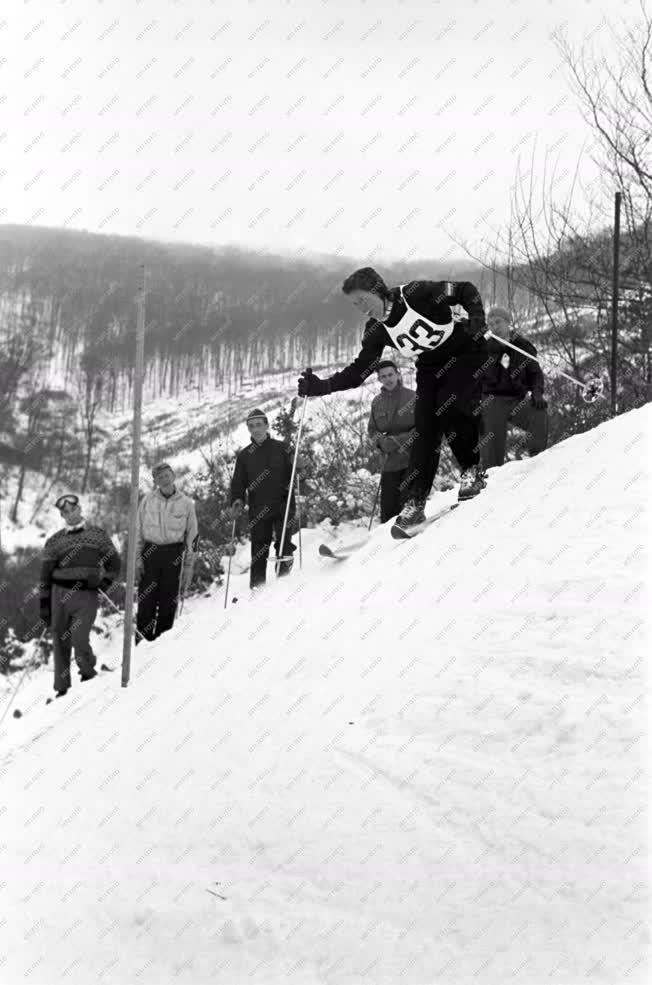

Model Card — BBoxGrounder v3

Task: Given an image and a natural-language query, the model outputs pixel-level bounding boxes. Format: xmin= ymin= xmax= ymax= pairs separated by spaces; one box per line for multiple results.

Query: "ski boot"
xmin=391 ymin=497 xmax=427 ymax=539
xmin=458 ymin=464 xmax=487 ymax=501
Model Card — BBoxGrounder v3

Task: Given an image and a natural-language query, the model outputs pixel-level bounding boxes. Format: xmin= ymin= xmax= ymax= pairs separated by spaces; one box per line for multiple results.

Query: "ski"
xmin=318 ymin=533 xmax=372 ymax=561
xmin=390 ymin=503 xmax=460 ymax=540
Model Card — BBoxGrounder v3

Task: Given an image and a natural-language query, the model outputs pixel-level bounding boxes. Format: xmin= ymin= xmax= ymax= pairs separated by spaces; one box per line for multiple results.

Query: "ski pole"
xmin=296 ymin=474 xmax=303 ymax=570
xmin=368 ymin=473 xmax=383 ymax=531
xmin=99 ymin=588 xmax=148 ymax=644
xmin=223 ymin=517 xmax=237 ymax=609
xmin=0 ymin=629 xmax=48 ymax=728
xmin=277 ymin=392 xmax=309 ymax=576
xmin=367 ymin=450 xmax=387 ymax=531
xmin=177 ymin=548 xmax=186 ymax=617
xmin=484 ymin=330 xmax=605 ymax=403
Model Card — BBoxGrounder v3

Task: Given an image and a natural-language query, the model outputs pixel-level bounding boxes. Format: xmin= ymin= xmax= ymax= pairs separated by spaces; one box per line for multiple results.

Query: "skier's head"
xmin=376 ymin=359 xmax=400 ymax=392
xmin=152 ymin=462 xmax=176 ymax=495
xmin=55 ymin=493 xmax=83 ymax=527
xmin=487 ymin=306 xmax=511 ymax=337
xmin=342 ymin=267 xmax=390 ymax=321
xmin=246 ymin=408 xmax=269 ymax=444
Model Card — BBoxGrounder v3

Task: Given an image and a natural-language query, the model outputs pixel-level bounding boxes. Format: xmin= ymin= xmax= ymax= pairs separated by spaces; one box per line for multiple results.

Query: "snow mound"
xmin=1 ymin=405 xmax=650 ymax=985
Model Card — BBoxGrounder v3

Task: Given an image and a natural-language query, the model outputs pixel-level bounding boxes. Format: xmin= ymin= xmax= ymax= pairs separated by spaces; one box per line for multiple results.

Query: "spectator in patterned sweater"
xmin=39 ymin=494 xmax=122 ymax=697
xmin=135 ymin=462 xmax=198 ymax=643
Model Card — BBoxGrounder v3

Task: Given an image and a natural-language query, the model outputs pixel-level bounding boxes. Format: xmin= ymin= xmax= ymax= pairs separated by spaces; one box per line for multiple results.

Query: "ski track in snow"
xmin=0 ymin=405 xmax=650 ymax=985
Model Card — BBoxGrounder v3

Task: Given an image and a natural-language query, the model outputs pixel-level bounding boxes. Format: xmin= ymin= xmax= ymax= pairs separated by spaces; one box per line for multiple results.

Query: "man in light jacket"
xmin=135 ymin=461 xmax=198 ymax=643
xmin=367 ymin=360 xmax=417 ymax=523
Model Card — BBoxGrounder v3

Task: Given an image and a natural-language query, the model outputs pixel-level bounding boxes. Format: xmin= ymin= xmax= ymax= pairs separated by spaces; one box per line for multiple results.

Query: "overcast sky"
xmin=1 ymin=0 xmax=623 ymax=264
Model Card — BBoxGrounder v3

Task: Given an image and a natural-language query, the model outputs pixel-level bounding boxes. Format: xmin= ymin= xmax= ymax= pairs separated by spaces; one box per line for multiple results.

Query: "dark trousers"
xmin=136 ymin=541 xmax=184 ymax=643
xmin=479 ymin=394 xmax=549 ymax=468
xmin=250 ymin=515 xmax=296 ymax=590
xmin=408 ymin=345 xmax=485 ymax=502
xmin=51 ymin=583 xmax=98 ymax=692
xmin=380 ymin=468 xmax=411 ymax=523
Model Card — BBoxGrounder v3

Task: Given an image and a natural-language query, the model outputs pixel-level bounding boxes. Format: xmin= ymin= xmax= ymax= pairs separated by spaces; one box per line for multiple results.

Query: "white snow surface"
xmin=1 ymin=405 xmax=651 ymax=985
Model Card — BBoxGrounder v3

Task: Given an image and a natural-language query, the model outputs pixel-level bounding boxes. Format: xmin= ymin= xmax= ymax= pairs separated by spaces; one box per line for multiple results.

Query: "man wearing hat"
xmin=230 ymin=409 xmax=296 ymax=590
xmin=135 ymin=462 xmax=198 ymax=642
xmin=479 ymin=307 xmax=549 ymax=469
xmin=39 ymin=494 xmax=122 ymax=697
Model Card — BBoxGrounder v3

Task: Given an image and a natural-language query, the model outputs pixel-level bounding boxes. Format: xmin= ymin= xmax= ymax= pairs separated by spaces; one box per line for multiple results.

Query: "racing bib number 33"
xmin=388 ymin=314 xmax=455 ymax=356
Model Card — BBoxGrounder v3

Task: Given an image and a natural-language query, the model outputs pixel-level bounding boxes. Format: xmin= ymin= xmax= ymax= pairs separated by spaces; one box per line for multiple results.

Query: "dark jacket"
xmin=40 ymin=524 xmax=122 ymax=606
xmin=367 ymin=383 xmax=416 ymax=472
xmin=326 ymin=280 xmax=487 ymax=392
xmin=231 ymin=436 xmax=295 ymax=521
xmin=482 ymin=332 xmax=545 ymax=399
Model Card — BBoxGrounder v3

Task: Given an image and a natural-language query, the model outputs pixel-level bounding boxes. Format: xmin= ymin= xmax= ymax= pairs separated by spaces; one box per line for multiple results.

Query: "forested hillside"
xmin=0 ymin=225 xmax=487 ymax=409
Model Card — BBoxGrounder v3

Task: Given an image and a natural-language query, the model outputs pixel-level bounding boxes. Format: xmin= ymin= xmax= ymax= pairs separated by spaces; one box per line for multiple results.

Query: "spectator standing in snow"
xmin=39 ymin=494 xmax=122 ymax=697
xmin=367 ymin=360 xmax=417 ymax=523
xmin=479 ymin=307 xmax=549 ymax=469
xmin=135 ymin=462 xmax=198 ymax=643
xmin=230 ymin=409 xmax=296 ymax=590
xmin=298 ymin=267 xmax=489 ymax=535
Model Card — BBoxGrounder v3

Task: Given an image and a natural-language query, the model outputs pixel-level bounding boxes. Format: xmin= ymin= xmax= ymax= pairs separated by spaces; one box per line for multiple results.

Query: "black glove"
xmin=84 ymin=572 xmax=102 ymax=590
xmin=39 ymin=602 xmax=51 ymax=627
xmin=531 ymin=392 xmax=548 ymax=410
xmin=99 ymin=577 xmax=113 ymax=592
xmin=297 ymin=369 xmax=332 ymax=398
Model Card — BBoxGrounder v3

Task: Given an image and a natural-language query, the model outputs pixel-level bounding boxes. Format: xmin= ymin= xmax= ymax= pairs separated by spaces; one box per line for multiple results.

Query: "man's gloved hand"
xmin=531 ymin=391 xmax=548 ymax=410
xmin=230 ymin=499 xmax=244 ymax=520
xmin=85 ymin=572 xmax=102 ymax=590
xmin=378 ymin=435 xmax=397 ymax=453
xmin=297 ymin=369 xmax=332 ymax=398
xmin=39 ymin=602 xmax=51 ymax=628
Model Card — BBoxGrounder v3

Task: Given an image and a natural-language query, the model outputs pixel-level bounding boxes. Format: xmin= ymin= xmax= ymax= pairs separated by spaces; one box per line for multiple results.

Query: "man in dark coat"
xmin=367 ymin=360 xmax=417 ymax=523
xmin=230 ymin=409 xmax=296 ymax=590
xmin=39 ymin=494 xmax=122 ymax=697
xmin=479 ymin=307 xmax=549 ymax=469
xmin=298 ymin=266 xmax=489 ymax=535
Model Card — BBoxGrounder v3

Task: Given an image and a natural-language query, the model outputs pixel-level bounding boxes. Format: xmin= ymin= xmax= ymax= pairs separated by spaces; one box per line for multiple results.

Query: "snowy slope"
xmin=1 ymin=405 xmax=650 ymax=985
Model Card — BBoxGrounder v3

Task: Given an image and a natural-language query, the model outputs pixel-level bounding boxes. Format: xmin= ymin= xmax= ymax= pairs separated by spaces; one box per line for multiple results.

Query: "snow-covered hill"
xmin=1 ymin=405 xmax=650 ymax=985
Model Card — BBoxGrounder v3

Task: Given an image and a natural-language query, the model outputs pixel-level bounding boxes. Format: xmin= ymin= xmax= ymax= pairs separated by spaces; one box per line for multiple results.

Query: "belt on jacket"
xmin=142 ymin=540 xmax=185 ymax=549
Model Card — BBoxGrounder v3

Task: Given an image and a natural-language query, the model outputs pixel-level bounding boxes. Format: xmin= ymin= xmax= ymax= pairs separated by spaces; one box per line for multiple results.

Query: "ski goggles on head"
xmin=55 ymin=494 xmax=80 ymax=511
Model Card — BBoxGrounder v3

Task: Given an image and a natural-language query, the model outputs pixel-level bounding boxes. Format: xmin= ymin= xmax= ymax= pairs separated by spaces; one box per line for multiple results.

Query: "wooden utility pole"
xmin=611 ymin=191 xmax=622 ymax=416
xmin=121 ymin=266 xmax=146 ymax=687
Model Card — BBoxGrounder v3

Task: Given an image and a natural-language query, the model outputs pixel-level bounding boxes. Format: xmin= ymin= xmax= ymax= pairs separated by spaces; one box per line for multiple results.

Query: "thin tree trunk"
xmin=10 ymin=462 xmax=27 ymax=523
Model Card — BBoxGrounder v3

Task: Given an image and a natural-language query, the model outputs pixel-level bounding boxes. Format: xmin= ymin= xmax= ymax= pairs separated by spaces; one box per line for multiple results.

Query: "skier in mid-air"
xmin=298 ymin=267 xmax=489 ymax=535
